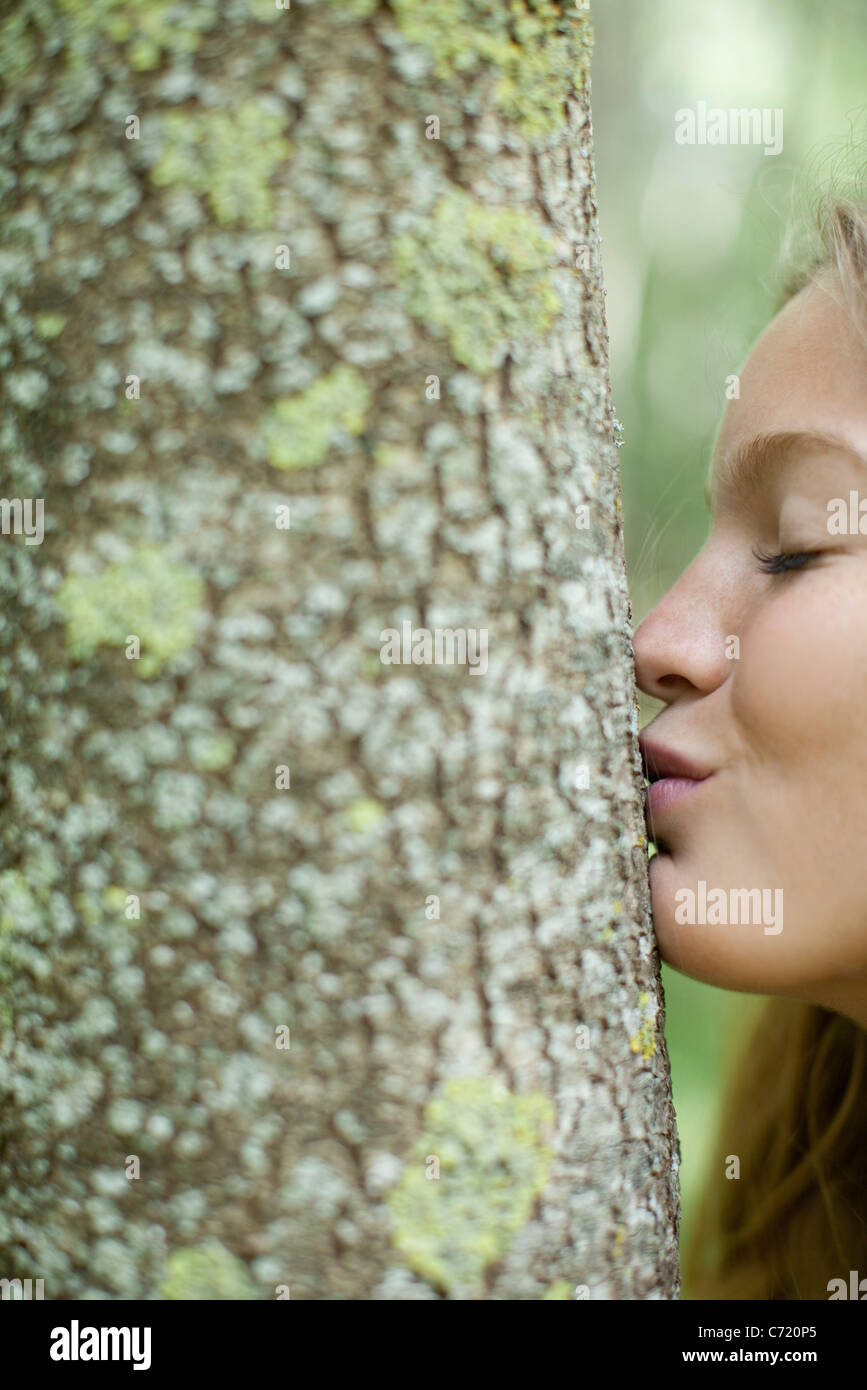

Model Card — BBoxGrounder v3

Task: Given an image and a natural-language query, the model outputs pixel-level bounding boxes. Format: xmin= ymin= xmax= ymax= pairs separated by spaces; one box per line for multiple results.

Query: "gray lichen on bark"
xmin=0 ymin=0 xmax=680 ymax=1298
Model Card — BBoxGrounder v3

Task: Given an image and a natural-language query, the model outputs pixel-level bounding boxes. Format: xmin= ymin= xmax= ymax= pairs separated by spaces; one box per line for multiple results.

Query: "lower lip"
xmin=645 ymin=776 xmax=711 ymax=819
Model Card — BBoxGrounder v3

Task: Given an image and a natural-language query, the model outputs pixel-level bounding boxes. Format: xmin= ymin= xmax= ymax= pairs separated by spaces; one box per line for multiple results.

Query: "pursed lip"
xmin=638 ymin=735 xmax=714 ymax=785
xmin=638 ymin=734 xmax=715 ymax=831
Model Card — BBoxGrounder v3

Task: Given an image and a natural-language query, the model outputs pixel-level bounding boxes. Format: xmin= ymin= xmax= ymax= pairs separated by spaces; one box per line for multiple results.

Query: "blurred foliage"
xmin=592 ymin=0 xmax=867 ymax=1294
xmin=660 ymin=964 xmax=764 ymax=1291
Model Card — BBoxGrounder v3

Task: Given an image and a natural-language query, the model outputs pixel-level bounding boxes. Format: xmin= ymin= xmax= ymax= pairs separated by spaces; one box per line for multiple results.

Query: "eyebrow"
xmin=704 ymin=429 xmax=867 ymax=513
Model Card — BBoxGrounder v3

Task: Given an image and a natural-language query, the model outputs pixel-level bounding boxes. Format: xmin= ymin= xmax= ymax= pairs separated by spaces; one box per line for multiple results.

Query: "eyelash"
xmin=751 ymin=546 xmax=821 ymax=575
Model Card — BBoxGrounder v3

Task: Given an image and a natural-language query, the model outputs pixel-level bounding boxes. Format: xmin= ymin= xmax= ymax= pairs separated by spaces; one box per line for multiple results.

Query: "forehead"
xmin=709 ymin=277 xmax=867 ymax=508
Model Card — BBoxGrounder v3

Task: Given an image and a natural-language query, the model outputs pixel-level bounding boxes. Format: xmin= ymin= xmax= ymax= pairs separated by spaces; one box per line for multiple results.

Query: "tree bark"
xmin=0 ymin=0 xmax=680 ymax=1299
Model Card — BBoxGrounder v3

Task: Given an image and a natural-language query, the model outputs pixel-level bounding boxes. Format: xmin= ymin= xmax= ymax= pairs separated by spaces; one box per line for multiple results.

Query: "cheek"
xmin=731 ymin=573 xmax=867 ymax=767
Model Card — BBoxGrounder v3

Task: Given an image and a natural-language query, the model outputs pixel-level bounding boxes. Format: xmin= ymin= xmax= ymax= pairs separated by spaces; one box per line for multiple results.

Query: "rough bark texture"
xmin=0 ymin=0 xmax=680 ymax=1299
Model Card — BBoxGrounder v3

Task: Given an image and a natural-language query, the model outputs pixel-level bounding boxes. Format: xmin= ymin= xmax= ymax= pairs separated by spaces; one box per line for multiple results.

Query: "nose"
xmin=633 ymin=545 xmax=736 ymax=704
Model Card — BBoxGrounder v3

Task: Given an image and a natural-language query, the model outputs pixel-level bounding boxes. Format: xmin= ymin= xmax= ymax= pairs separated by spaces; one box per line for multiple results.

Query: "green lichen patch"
xmin=386 ymin=1077 xmax=555 ymax=1293
xmin=391 ymin=0 xmax=591 ymax=140
xmin=0 ymin=870 xmax=44 ymax=937
xmin=34 ymin=314 xmax=68 ymax=340
xmin=56 ymin=546 xmax=205 ymax=678
xmin=393 ymin=191 xmax=561 ymax=375
xmin=262 ymin=367 xmax=371 ymax=471
xmin=542 ymin=1279 xmax=572 ymax=1299
xmin=345 ymin=797 xmax=386 ymax=832
xmin=102 ymin=885 xmax=129 ymax=915
xmin=0 ymin=11 xmax=38 ymax=83
xmin=160 ymin=1241 xmax=259 ymax=1300
xmin=188 ymin=732 xmax=236 ymax=772
xmin=56 ymin=0 xmax=222 ymax=70
xmin=152 ymin=100 xmax=291 ymax=230
xmin=0 ymin=871 xmax=49 ymax=1030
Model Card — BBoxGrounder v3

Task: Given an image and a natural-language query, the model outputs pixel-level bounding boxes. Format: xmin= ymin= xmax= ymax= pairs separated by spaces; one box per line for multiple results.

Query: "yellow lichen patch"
xmin=34 ymin=313 xmax=67 ymax=339
xmin=541 ymin=1279 xmax=572 ymax=1299
xmin=262 ymin=367 xmax=371 ymax=471
xmin=102 ymin=885 xmax=128 ymax=914
xmin=391 ymin=0 xmax=591 ymax=140
xmin=386 ymin=1076 xmax=555 ymax=1293
xmin=393 ymin=190 xmax=561 ymax=375
xmin=160 ymin=1242 xmax=258 ymax=1300
xmin=345 ymin=798 xmax=386 ymax=832
xmin=188 ymin=732 xmax=236 ymax=772
xmin=152 ymin=101 xmax=291 ymax=229
xmin=56 ymin=546 xmax=204 ymax=678
xmin=629 ymin=993 xmax=656 ymax=1062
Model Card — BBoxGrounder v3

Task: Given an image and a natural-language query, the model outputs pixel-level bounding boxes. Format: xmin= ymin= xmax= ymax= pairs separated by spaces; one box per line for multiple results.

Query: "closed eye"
xmin=752 ymin=546 xmax=823 ymax=575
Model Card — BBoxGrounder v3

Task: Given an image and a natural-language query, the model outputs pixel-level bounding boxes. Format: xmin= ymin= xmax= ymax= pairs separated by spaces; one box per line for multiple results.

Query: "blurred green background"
xmin=591 ymin=0 xmax=867 ymax=1293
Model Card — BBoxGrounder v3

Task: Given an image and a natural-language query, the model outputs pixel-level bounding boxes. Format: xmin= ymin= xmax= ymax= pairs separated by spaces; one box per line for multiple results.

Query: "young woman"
xmin=632 ymin=199 xmax=867 ymax=1300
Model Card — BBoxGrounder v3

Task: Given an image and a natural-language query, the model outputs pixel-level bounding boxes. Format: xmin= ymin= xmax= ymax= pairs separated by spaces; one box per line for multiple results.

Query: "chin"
xmin=647 ymin=849 xmax=796 ymax=996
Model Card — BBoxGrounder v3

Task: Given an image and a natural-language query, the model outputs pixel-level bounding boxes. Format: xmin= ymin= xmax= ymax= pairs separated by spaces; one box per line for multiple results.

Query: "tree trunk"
xmin=0 ymin=0 xmax=680 ymax=1299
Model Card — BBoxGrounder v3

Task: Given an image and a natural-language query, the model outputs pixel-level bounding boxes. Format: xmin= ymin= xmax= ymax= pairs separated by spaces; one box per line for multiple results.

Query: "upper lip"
xmin=638 ymin=735 xmax=714 ymax=784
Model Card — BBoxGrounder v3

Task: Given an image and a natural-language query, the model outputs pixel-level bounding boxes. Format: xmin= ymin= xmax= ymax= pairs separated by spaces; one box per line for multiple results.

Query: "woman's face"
xmin=634 ymin=271 xmax=867 ymax=1026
